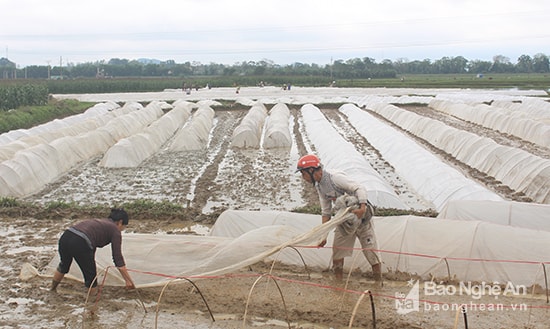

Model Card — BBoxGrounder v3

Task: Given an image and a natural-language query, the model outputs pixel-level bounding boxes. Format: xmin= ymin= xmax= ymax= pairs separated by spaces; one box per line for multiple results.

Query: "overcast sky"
xmin=2 ymin=0 xmax=549 ymax=67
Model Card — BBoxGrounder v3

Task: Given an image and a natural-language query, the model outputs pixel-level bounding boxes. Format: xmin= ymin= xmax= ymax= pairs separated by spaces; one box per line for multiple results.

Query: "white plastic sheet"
xmin=168 ymin=105 xmax=215 ymax=151
xmin=231 ymin=102 xmax=267 ymax=148
xmin=262 ymin=103 xmax=292 ymax=149
xmin=44 ymin=209 xmax=550 ymax=288
xmin=100 ymin=101 xmax=192 ymax=167
xmin=366 ymin=102 xmax=550 ymax=204
xmin=438 ymin=200 xmax=550 ymax=231
xmin=0 ymin=102 xmax=163 ymax=197
xmin=43 ymin=209 xmax=350 ymax=288
xmin=429 ymin=99 xmax=550 ymax=148
xmin=339 ymin=104 xmax=503 ymax=211
xmin=300 ymin=103 xmax=407 ymax=209
xmin=212 ymin=210 xmax=550 ymax=287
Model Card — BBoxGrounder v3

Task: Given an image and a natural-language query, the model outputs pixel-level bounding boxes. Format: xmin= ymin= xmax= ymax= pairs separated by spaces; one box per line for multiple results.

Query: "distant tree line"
xmin=1 ymin=53 xmax=549 ymax=80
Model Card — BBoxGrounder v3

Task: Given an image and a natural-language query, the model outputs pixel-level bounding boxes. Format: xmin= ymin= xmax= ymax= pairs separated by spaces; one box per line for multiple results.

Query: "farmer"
xmin=295 ymin=154 xmax=382 ymax=284
xmin=50 ymin=208 xmax=135 ymax=293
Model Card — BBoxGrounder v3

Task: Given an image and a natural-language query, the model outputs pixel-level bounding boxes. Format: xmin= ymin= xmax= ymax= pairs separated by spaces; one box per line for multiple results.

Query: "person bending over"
xmin=50 ymin=208 xmax=135 ymax=293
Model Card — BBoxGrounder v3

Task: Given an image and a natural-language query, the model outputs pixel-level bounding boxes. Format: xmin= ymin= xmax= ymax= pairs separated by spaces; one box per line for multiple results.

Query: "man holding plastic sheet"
xmin=295 ymin=154 xmax=382 ymax=285
xmin=50 ymin=208 xmax=135 ymax=294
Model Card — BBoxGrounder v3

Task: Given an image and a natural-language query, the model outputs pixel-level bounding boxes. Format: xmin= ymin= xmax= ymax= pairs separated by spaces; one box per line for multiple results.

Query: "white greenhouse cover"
xmin=350 ymin=94 xmax=434 ymax=106
xmin=231 ymin=102 xmax=268 ymax=148
xmin=41 ymin=209 xmax=351 ymax=288
xmin=39 ymin=209 xmax=550 ymax=288
xmin=300 ymin=103 xmax=407 ymax=209
xmin=0 ymin=102 xmax=121 ymax=162
xmin=0 ymin=101 xmax=120 ymax=147
xmin=196 ymin=99 xmax=222 ymax=108
xmin=429 ymin=99 xmax=550 ymax=148
xmin=168 ymin=105 xmax=215 ymax=151
xmin=100 ymin=102 xmax=192 ymax=167
xmin=212 ymin=210 xmax=550 ymax=288
xmin=339 ymin=104 xmax=503 ymax=211
xmin=491 ymin=98 xmax=550 ymax=124
xmin=367 ymin=102 xmax=550 ymax=204
xmin=438 ymin=200 xmax=550 ymax=231
xmin=0 ymin=102 xmax=163 ymax=197
xmin=262 ymin=103 xmax=292 ymax=149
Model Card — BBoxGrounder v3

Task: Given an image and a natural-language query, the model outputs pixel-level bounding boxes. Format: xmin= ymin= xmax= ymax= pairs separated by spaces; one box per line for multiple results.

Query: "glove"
xmin=334 ymin=195 xmax=361 ymax=235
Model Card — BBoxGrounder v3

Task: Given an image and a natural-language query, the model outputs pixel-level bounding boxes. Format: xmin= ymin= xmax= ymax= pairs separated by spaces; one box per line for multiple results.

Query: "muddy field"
xmin=1 ymin=95 xmax=549 ymax=328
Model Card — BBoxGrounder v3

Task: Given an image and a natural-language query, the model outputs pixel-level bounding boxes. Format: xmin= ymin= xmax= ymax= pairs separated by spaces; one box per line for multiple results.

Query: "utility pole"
xmin=330 ymin=56 xmax=334 ymax=85
xmin=46 ymin=60 xmax=51 ymax=79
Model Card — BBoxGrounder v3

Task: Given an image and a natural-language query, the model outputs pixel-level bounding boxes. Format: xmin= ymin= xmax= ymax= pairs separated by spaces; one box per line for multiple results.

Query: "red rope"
xmin=297 ymin=244 xmax=550 ymax=265
xmin=117 ymin=270 xmax=550 ymax=310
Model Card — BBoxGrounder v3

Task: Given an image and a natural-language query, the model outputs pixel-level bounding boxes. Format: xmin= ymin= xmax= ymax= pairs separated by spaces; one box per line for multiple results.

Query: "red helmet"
xmin=296 ymin=154 xmax=321 ymax=172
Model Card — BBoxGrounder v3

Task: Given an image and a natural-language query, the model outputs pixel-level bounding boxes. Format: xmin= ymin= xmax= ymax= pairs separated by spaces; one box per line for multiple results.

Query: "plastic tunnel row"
xmin=230 ymin=102 xmax=292 ymax=149
xmin=168 ymin=104 xmax=216 ymax=152
xmin=366 ymin=102 xmax=550 ymax=204
xmin=210 ymin=210 xmax=550 ymax=287
xmin=338 ymin=104 xmax=503 ymax=211
xmin=1 ymin=97 xmax=547 ymax=208
xmin=429 ymin=99 xmax=550 ymax=148
xmin=491 ymin=98 xmax=550 ymax=123
xmin=299 ymin=103 xmax=407 ymax=209
xmin=0 ymin=100 xmax=294 ymax=197
xmin=101 ymin=99 xmax=224 ymax=167
xmin=99 ymin=101 xmax=193 ymax=167
xmin=262 ymin=103 xmax=292 ymax=149
xmin=47 ymin=208 xmax=550 ymax=288
xmin=230 ymin=102 xmax=268 ymax=148
xmin=0 ymin=102 xmax=165 ymax=197
xmin=0 ymin=102 xmax=121 ymax=162
xmin=0 ymin=101 xmax=122 ymax=147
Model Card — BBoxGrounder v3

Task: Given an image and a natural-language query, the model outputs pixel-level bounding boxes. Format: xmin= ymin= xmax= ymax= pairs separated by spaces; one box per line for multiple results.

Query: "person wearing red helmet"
xmin=296 ymin=154 xmax=382 ymax=285
xmin=295 ymin=154 xmax=322 ymax=185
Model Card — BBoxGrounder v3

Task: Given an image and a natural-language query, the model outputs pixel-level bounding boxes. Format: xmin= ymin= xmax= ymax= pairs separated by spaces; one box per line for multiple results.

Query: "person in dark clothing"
xmin=50 ymin=208 xmax=135 ymax=293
